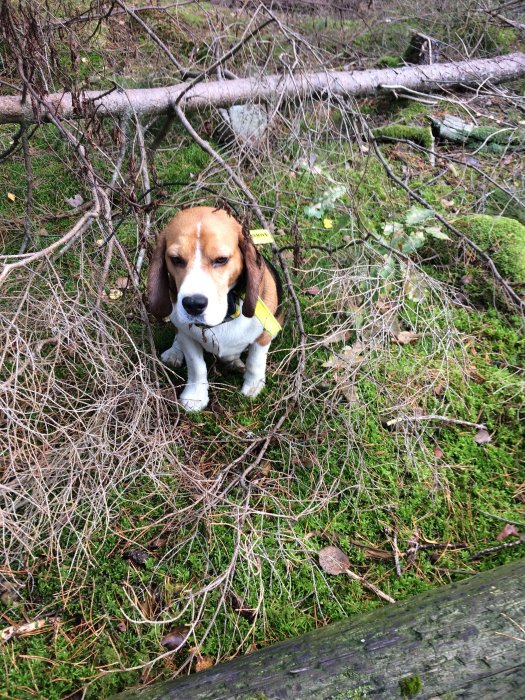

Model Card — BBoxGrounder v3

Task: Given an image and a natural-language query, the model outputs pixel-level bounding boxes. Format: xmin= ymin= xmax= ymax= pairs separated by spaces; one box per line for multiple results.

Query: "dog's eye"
xmin=171 ymin=256 xmax=185 ymax=267
xmin=213 ymin=256 xmax=229 ymax=267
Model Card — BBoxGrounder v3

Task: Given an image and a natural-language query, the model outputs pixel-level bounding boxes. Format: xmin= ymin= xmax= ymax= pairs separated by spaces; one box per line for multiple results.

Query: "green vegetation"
xmin=1 ymin=3 xmax=524 ymax=700
xmin=453 ymin=215 xmax=525 ymax=282
xmin=399 ymin=675 xmax=423 ymax=698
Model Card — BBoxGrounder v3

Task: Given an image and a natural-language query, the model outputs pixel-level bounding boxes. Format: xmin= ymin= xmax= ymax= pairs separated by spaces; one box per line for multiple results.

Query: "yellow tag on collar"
xmin=250 ymin=229 xmax=275 ymax=246
xmin=253 ymin=297 xmax=282 ymax=338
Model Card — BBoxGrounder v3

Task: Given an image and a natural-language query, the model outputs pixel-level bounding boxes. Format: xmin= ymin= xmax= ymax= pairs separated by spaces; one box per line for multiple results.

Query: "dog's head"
xmin=147 ymin=207 xmax=264 ymax=326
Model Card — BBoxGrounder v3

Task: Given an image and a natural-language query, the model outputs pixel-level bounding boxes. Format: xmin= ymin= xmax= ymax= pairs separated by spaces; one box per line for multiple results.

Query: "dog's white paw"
xmin=161 ymin=344 xmax=184 ymax=368
xmin=179 ymin=385 xmax=209 ymax=412
xmin=241 ymin=376 xmax=265 ymax=398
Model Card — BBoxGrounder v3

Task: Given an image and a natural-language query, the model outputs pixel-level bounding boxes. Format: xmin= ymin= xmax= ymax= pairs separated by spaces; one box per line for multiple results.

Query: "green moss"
xmin=372 ymin=124 xmax=434 ymax=150
xmin=399 ymin=675 xmax=423 ymax=698
xmin=453 ymin=214 xmax=525 ymax=282
xmin=376 ymin=55 xmax=403 ymax=68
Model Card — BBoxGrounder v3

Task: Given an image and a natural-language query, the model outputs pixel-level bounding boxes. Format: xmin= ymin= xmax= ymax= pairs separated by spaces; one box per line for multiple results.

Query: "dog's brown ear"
xmin=239 ymin=221 xmax=264 ymax=318
xmin=147 ymin=232 xmax=173 ymax=319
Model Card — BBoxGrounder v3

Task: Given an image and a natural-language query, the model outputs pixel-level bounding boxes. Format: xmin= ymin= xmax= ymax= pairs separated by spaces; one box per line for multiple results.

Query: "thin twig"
xmin=345 ymin=568 xmax=396 ymax=605
xmin=469 ymin=538 xmax=525 ymax=560
xmin=386 ymin=414 xmax=486 ymax=429
xmin=19 ymin=126 xmax=34 ymax=254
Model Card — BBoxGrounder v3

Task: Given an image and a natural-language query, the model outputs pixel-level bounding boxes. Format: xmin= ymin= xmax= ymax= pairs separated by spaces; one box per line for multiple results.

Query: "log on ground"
xmin=111 ymin=558 xmax=525 ymax=699
xmin=2 ymin=53 xmax=525 ymax=125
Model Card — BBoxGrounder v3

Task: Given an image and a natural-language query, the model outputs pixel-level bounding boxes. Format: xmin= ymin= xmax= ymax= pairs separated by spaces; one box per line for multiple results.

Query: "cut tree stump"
xmin=111 ymin=558 xmax=525 ymax=699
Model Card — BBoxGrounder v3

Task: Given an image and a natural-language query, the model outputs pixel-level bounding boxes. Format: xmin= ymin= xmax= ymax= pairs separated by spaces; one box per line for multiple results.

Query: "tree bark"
xmin=2 ymin=53 xmax=525 ymax=125
xmin=111 ymin=558 xmax=525 ymax=699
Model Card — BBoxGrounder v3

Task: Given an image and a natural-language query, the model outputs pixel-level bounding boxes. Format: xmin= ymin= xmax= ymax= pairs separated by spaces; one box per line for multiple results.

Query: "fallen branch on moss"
xmin=2 ymin=53 xmax=525 ymax=124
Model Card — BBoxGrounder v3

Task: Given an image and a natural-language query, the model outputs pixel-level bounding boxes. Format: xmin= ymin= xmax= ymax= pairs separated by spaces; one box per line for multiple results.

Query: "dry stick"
xmin=345 ymin=567 xmax=396 ymax=605
xmin=386 ymin=414 xmax=487 ymax=430
xmin=368 ymin=131 xmax=525 ymax=313
xmin=19 ymin=126 xmax=34 ymax=254
xmin=134 ymin=119 xmax=151 ymax=281
xmin=469 ymin=538 xmax=525 ymax=561
xmin=114 ymin=0 xmax=188 ymax=75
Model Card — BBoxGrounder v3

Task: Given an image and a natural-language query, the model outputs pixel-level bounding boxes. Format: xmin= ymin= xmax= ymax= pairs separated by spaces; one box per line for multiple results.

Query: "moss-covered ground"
xmin=1 ymin=3 xmax=524 ymax=699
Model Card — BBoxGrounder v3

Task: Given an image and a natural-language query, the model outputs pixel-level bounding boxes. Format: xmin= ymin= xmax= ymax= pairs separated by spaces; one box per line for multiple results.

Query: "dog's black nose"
xmin=182 ymin=294 xmax=208 ymax=316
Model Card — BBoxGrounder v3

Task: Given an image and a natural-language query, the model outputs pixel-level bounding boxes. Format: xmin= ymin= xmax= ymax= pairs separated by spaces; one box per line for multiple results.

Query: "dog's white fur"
xmin=148 ymin=207 xmax=279 ymax=412
xmin=163 ymin=303 xmax=270 ymax=411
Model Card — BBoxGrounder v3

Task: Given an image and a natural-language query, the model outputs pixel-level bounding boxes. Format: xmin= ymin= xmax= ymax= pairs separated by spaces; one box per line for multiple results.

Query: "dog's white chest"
xmin=171 ymin=308 xmax=263 ymax=359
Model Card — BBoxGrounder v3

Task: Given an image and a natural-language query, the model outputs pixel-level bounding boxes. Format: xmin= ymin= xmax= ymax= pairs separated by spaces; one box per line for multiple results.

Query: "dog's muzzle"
xmin=182 ymin=294 xmax=208 ymax=317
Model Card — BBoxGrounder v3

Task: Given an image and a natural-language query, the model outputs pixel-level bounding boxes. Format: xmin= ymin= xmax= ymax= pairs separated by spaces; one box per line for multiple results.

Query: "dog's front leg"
xmin=241 ymin=342 xmax=269 ymax=398
xmin=160 ymin=336 xmax=184 ymax=368
xmin=178 ymin=335 xmax=209 ymax=411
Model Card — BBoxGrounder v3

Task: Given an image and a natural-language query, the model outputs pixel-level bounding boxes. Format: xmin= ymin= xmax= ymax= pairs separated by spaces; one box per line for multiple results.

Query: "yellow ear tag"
xmin=250 ymin=229 xmax=275 ymax=246
xmin=253 ymin=297 xmax=282 ymax=338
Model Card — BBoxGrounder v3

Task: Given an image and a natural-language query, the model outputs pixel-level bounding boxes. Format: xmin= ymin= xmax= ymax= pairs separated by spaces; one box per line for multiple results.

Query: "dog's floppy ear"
xmin=239 ymin=220 xmax=264 ymax=318
xmin=147 ymin=232 xmax=173 ymax=319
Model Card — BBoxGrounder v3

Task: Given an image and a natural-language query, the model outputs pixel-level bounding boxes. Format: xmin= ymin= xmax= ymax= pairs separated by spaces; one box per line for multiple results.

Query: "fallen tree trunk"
xmin=111 ymin=558 xmax=525 ymax=699
xmin=2 ymin=53 xmax=525 ymax=125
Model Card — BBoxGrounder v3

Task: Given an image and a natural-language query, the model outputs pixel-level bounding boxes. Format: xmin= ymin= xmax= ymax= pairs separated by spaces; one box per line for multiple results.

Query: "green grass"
xmin=2 ymin=6 xmax=525 ymax=699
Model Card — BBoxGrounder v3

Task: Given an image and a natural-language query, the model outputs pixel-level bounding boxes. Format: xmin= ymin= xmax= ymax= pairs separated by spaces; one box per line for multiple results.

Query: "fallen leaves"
xmin=161 ymin=626 xmax=190 ymax=651
xmin=394 ymin=330 xmax=420 ymax=345
xmin=304 ymin=285 xmax=321 ymax=296
xmin=318 ymin=545 xmax=349 ymax=575
xmin=318 ymin=546 xmax=395 ymax=604
xmin=495 ymin=523 xmax=520 ymax=541
xmin=473 ymin=428 xmax=491 ymax=445
xmin=7 ymin=192 xmax=16 ymax=202
xmin=195 ymin=655 xmax=214 ymax=672
xmin=322 ymin=342 xmax=365 ymax=370
xmin=1 ymin=618 xmax=58 ymax=643
xmin=64 ymin=193 xmax=84 ymax=208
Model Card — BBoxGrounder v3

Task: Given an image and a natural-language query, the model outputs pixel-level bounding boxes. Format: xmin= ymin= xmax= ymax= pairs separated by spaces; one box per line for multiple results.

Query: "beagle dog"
xmin=147 ymin=207 xmax=283 ymax=411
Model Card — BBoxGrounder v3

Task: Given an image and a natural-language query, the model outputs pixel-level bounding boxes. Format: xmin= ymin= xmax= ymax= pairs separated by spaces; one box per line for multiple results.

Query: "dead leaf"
xmin=7 ymin=192 xmax=16 ymax=202
xmin=394 ymin=331 xmax=420 ymax=345
xmin=473 ymin=428 xmax=491 ymax=445
xmin=495 ymin=523 xmax=520 ymax=541
xmin=228 ymin=592 xmax=256 ymax=623
xmin=108 ymin=289 xmax=123 ymax=301
xmin=304 ymin=285 xmax=321 ymax=296
xmin=434 ymin=445 xmax=444 ymax=459
xmin=122 ymin=549 xmax=150 ymax=566
xmin=115 ymin=276 xmax=129 ymax=290
xmin=64 ymin=194 xmax=84 ymax=208
xmin=433 ymin=384 xmax=443 ymax=396
xmin=322 ymin=342 xmax=366 ymax=369
xmin=406 ymin=530 xmax=420 ymax=565
xmin=318 ymin=546 xmax=349 ymax=575
xmin=320 ymin=329 xmax=351 ymax=346
xmin=1 ymin=618 xmax=49 ymax=643
xmin=441 ymin=197 xmax=455 ymax=208
xmin=461 ymin=273 xmax=474 ymax=285
xmin=161 ymin=626 xmax=190 ymax=650
xmin=116 ymin=621 xmax=127 ymax=633
xmin=195 ymin=656 xmax=214 ymax=673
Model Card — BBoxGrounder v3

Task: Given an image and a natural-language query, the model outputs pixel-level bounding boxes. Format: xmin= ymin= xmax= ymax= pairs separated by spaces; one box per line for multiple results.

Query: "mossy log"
xmin=112 ymin=559 xmax=525 ymax=700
